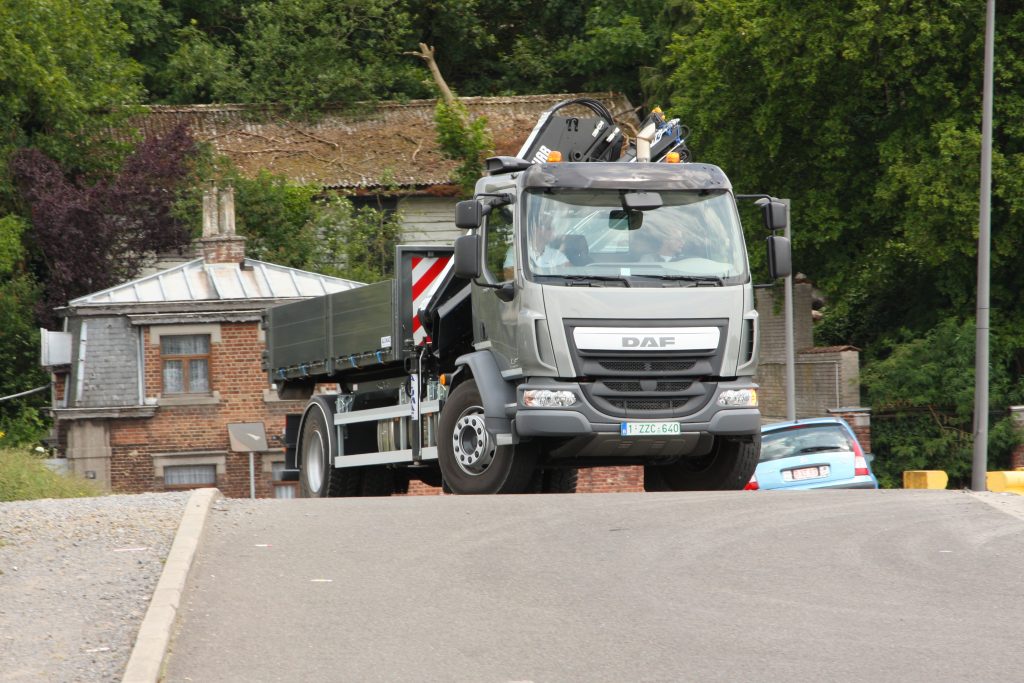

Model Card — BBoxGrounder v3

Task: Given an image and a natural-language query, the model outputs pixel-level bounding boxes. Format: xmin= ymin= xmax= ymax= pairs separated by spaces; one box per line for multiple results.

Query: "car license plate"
xmin=788 ymin=465 xmax=830 ymax=481
xmin=620 ymin=421 xmax=681 ymax=436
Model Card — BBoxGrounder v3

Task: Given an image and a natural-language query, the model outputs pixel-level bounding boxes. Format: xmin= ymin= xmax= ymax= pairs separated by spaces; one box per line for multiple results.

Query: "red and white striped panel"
xmin=411 ymin=255 xmax=451 ymax=345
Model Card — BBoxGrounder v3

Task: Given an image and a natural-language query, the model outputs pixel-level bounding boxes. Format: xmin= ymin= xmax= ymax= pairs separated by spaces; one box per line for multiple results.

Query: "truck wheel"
xmin=359 ymin=466 xmax=394 ymax=496
xmin=529 ymin=467 xmax=579 ymax=493
xmin=299 ymin=397 xmax=362 ymax=498
xmin=646 ymin=435 xmax=759 ymax=491
xmin=438 ymin=379 xmax=536 ymax=494
xmin=545 ymin=468 xmax=578 ymax=493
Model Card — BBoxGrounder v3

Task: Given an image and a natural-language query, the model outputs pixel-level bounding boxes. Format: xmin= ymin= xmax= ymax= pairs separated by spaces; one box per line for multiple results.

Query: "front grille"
xmin=601 ymin=380 xmax=693 ymax=393
xmin=565 ymin=320 xmax=725 ymax=418
xmin=607 ymin=398 xmax=691 ymax=411
xmin=598 ymin=360 xmax=696 ymax=373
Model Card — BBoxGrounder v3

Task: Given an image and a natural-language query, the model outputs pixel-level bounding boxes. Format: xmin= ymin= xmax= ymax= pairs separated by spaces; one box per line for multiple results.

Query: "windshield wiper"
xmin=797 ymin=446 xmax=843 ymax=454
xmin=557 ymin=275 xmax=631 ymax=287
xmin=630 ymin=274 xmax=724 ymax=286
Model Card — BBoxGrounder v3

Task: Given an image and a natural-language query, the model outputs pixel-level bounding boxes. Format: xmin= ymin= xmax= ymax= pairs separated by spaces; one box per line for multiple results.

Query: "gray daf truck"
xmin=264 ymin=102 xmax=791 ymax=495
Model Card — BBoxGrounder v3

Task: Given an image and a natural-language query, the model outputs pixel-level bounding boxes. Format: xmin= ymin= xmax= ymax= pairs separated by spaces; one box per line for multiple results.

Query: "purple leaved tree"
xmin=12 ymin=124 xmax=198 ymax=326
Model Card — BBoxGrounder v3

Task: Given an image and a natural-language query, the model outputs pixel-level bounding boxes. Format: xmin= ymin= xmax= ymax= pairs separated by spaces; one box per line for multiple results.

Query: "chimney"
xmin=198 ymin=185 xmax=247 ymax=264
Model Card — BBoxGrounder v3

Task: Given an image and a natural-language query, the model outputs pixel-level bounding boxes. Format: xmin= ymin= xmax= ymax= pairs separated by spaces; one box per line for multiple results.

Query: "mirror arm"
xmin=473 ymin=279 xmax=516 ymax=302
xmin=478 ymin=193 xmax=513 ymax=215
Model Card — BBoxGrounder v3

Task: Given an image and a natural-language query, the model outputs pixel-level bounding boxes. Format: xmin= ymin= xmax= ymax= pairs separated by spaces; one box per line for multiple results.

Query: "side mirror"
xmin=455 ymin=200 xmax=482 ymax=229
xmin=756 ymin=198 xmax=788 ymax=231
xmin=767 ymin=235 xmax=792 ymax=279
xmin=453 ymin=235 xmax=481 ymax=279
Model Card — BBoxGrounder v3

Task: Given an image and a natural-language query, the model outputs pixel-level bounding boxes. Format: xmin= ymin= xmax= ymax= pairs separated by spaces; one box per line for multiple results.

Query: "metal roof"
xmin=69 ymin=258 xmax=362 ymax=305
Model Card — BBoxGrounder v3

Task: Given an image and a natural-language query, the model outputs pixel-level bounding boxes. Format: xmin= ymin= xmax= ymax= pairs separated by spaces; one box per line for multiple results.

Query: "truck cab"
xmin=442 ymin=157 xmax=789 ymax=493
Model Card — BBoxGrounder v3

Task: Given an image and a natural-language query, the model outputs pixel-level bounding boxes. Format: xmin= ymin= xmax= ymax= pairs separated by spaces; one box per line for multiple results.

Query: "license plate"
xmin=620 ymin=421 xmax=681 ymax=436
xmin=786 ymin=465 xmax=830 ymax=481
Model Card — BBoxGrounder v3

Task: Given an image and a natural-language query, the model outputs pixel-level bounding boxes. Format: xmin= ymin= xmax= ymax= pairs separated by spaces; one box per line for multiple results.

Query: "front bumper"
xmin=514 ymin=378 xmax=761 ymax=439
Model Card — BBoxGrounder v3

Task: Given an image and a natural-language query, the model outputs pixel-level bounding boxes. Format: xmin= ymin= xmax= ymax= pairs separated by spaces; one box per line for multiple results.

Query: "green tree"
xmin=0 ymin=0 xmax=146 ymax=444
xmin=863 ymin=317 xmax=1022 ymax=487
xmin=0 ymin=0 xmax=144 ymax=207
xmin=232 ymin=172 xmax=321 ymax=268
xmin=658 ymin=1 xmax=1024 ymax=480
xmin=229 ymin=0 xmax=427 ymax=110
xmin=0 ymin=216 xmax=49 ymax=445
xmin=312 ymin=197 xmax=404 ymax=283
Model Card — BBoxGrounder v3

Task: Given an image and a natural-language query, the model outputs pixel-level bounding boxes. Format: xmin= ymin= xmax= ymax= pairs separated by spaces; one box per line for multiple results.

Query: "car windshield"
xmin=521 ymin=188 xmax=748 ymax=286
xmin=760 ymin=424 xmax=856 ymax=462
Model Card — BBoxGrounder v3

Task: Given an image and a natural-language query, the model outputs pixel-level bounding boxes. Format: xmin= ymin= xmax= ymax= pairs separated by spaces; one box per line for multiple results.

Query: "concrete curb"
xmin=122 ymin=487 xmax=222 ymax=683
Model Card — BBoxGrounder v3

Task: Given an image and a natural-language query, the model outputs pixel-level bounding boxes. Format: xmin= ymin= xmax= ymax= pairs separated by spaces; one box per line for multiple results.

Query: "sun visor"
xmin=520 ymin=162 xmax=732 ymax=192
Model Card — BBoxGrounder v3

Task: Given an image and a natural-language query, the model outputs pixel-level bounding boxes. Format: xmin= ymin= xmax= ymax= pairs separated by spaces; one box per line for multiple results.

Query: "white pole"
xmin=249 ymin=452 xmax=256 ymax=499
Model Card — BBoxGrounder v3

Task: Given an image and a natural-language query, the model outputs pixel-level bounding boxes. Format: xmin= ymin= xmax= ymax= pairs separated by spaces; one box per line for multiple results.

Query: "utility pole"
xmin=783 ymin=199 xmax=795 ymax=421
xmin=972 ymin=0 xmax=995 ymax=491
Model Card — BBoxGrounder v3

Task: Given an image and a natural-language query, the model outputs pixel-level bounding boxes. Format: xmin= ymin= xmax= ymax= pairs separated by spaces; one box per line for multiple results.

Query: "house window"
xmin=164 ymin=464 xmax=217 ymax=486
xmin=161 ymin=335 xmax=210 ymax=394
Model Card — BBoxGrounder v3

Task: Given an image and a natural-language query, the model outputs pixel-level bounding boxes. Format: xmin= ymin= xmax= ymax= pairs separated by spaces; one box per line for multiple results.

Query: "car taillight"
xmin=744 ymin=474 xmax=759 ymax=491
xmin=854 ymin=454 xmax=869 ymax=477
xmin=850 ymin=436 xmax=870 ymax=476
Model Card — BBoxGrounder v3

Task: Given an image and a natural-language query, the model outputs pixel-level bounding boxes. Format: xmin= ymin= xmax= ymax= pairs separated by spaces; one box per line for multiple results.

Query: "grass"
xmin=0 ymin=446 xmax=104 ymax=502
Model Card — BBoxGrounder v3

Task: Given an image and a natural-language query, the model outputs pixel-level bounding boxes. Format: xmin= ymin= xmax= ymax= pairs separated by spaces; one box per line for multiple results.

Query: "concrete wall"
xmin=754 ymin=283 xmax=863 ymax=422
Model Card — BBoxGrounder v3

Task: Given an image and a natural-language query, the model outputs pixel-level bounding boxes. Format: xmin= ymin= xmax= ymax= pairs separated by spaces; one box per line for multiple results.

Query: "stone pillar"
xmin=827 ymin=406 xmax=872 ymax=453
xmin=1010 ymin=406 xmax=1024 ymax=470
xmin=66 ymin=420 xmax=112 ymax=490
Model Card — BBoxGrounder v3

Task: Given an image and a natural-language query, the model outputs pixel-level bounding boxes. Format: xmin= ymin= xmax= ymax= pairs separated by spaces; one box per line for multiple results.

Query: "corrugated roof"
xmin=70 ymin=258 xmax=362 ymax=305
xmin=126 ymin=93 xmax=637 ymax=190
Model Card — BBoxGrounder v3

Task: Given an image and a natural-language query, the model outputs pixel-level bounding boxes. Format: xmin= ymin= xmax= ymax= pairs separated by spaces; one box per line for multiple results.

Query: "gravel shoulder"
xmin=0 ymin=492 xmax=191 ymax=683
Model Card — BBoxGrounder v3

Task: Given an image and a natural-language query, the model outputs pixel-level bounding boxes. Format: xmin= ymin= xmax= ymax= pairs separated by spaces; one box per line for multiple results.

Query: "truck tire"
xmin=544 ymin=468 xmax=579 ymax=493
xmin=528 ymin=467 xmax=579 ymax=493
xmin=437 ymin=379 xmax=536 ymax=494
xmin=298 ymin=397 xmax=362 ymax=498
xmin=644 ymin=435 xmax=759 ymax=491
xmin=359 ymin=466 xmax=394 ymax=497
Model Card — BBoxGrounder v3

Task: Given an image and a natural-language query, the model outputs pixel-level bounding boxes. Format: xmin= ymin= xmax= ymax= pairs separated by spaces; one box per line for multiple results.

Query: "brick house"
xmin=42 ymin=188 xmax=360 ymax=498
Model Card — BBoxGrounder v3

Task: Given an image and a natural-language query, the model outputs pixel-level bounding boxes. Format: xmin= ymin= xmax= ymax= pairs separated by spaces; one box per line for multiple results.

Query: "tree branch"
xmin=404 ymin=42 xmax=455 ymax=106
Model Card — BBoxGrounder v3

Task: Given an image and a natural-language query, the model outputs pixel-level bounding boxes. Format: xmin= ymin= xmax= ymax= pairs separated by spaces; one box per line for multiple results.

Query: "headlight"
xmin=523 ymin=390 xmax=577 ymax=408
xmin=717 ymin=388 xmax=758 ymax=408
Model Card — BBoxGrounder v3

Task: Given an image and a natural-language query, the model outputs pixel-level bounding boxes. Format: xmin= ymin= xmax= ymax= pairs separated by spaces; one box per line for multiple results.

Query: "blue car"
xmin=747 ymin=417 xmax=879 ymax=490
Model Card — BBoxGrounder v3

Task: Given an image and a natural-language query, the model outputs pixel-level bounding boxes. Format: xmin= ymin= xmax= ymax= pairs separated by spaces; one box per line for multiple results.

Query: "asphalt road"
xmin=162 ymin=490 xmax=1024 ymax=682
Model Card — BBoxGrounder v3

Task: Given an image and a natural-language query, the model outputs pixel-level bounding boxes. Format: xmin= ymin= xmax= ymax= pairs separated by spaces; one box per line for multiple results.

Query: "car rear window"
xmin=760 ymin=424 xmax=855 ymax=462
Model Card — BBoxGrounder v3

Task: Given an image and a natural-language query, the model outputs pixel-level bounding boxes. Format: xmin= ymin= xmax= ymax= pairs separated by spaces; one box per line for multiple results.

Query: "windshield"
xmin=760 ymin=424 xmax=856 ymax=462
xmin=521 ymin=189 xmax=748 ymax=286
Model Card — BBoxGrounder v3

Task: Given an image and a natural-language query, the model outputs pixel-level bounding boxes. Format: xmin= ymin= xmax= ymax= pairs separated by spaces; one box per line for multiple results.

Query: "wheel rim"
xmin=451 ymin=407 xmax=495 ymax=476
xmin=306 ymin=431 xmax=325 ymax=493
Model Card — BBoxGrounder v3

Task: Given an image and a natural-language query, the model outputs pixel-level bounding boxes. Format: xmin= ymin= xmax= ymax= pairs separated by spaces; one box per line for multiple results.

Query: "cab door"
xmin=472 ymin=201 xmax=521 ymax=371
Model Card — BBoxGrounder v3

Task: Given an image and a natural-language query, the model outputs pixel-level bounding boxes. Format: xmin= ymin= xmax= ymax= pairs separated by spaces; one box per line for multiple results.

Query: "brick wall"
xmin=401 ymin=466 xmax=644 ymax=496
xmin=199 ymin=235 xmax=247 ymax=264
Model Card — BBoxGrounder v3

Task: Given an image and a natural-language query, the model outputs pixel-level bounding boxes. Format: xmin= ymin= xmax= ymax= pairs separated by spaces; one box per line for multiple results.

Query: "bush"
xmin=0 ymin=446 xmax=103 ymax=502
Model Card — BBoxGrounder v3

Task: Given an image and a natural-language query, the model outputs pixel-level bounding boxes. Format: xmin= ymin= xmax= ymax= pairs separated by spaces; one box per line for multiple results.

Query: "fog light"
xmin=717 ymin=388 xmax=758 ymax=408
xmin=523 ymin=390 xmax=577 ymax=408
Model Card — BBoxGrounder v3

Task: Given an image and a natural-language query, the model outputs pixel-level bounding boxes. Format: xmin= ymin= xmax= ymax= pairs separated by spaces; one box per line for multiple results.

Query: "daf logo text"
xmin=622 ymin=336 xmax=676 ymax=348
